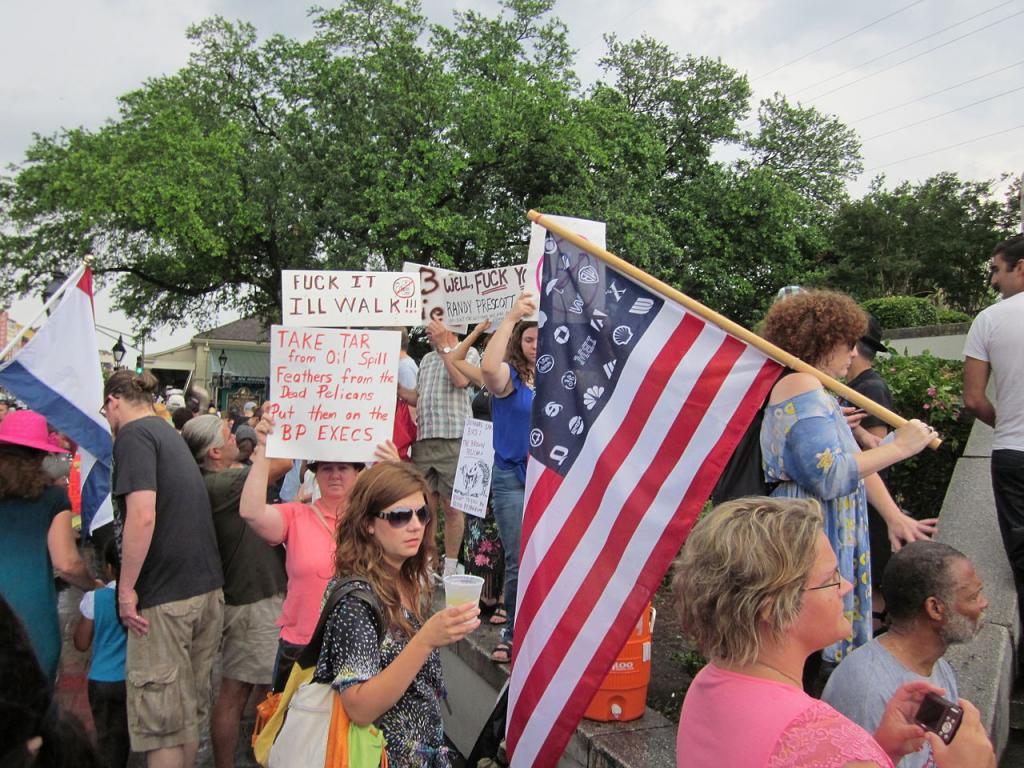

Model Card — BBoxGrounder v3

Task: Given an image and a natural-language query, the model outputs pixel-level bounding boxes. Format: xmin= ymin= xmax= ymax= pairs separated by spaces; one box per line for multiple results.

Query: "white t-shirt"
xmin=398 ymin=355 xmax=419 ymax=390
xmin=964 ymin=292 xmax=1024 ymax=451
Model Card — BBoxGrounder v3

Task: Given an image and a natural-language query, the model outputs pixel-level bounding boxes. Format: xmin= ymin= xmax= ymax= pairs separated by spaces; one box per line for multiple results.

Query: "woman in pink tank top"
xmin=670 ymin=497 xmax=994 ymax=768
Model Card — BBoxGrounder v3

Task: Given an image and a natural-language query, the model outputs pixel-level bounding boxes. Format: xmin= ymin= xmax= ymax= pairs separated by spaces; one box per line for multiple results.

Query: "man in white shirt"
xmin=963 ymin=233 xmax=1024 ymax=617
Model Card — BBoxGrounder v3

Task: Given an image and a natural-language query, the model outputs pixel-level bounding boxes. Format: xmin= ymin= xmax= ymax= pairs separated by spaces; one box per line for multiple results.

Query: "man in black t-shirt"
xmin=182 ymin=415 xmax=291 ymax=768
xmin=103 ymin=371 xmax=224 ymax=766
xmin=846 ymin=315 xmax=897 ymax=626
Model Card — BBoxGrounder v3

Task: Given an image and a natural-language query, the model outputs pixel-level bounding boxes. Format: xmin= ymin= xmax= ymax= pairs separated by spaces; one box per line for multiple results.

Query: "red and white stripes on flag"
xmin=505 ymin=232 xmax=782 ymax=766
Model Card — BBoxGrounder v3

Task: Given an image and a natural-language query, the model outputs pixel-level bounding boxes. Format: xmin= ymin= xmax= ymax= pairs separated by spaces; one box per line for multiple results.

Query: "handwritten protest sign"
xmin=524 ymin=216 xmax=606 ymax=321
xmin=451 ymin=418 xmax=494 ymax=518
xmin=265 ymin=325 xmax=399 ymax=462
xmin=282 ymin=270 xmax=421 ymax=327
xmin=402 ymin=262 xmax=531 ymax=331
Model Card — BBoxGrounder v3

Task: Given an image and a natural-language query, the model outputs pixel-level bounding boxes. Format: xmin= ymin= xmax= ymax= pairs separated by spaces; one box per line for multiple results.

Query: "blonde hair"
xmin=672 ymin=497 xmax=823 ymax=665
xmin=333 ymin=462 xmax=436 ymax=636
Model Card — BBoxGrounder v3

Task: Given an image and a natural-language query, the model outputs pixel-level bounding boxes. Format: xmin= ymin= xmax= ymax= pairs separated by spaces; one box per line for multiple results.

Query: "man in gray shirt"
xmin=823 ymin=541 xmax=987 ymax=768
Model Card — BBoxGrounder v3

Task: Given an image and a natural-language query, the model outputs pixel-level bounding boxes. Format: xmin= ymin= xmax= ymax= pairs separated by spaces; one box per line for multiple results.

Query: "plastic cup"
xmin=443 ymin=574 xmax=484 ymax=608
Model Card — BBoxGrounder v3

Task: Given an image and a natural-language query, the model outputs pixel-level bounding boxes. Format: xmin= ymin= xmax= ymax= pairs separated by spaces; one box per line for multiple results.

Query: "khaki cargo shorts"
xmin=126 ymin=589 xmax=224 ymax=752
xmin=220 ymin=593 xmax=284 ymax=685
xmin=411 ymin=437 xmax=462 ymax=501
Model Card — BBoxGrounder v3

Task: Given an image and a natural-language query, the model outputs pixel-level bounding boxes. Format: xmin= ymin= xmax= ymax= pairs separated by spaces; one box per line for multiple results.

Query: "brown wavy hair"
xmin=104 ymin=370 xmax=160 ymax=406
xmin=673 ymin=497 xmax=823 ymax=664
xmin=333 ymin=462 xmax=436 ymax=636
xmin=506 ymin=320 xmax=537 ymax=387
xmin=0 ymin=446 xmax=49 ymax=500
xmin=761 ymin=290 xmax=866 ymax=368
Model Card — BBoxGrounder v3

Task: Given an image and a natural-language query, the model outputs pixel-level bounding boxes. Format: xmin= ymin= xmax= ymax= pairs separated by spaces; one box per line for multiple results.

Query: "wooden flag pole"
xmin=527 ymin=210 xmax=941 ymax=449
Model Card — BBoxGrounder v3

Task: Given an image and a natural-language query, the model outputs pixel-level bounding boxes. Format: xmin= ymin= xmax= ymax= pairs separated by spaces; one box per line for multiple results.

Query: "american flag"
xmin=506 ymin=232 xmax=782 ymax=766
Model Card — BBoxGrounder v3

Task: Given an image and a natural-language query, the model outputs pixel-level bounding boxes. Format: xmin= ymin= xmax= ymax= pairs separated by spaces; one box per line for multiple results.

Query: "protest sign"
xmin=265 ymin=325 xmax=399 ymax=462
xmin=282 ymin=270 xmax=421 ymax=327
xmin=524 ymin=216 xmax=606 ymax=321
xmin=451 ymin=418 xmax=494 ymax=519
xmin=402 ymin=262 xmax=532 ymax=331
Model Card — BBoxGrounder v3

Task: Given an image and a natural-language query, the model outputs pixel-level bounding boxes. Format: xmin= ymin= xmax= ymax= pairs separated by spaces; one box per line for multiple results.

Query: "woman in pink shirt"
xmin=671 ymin=496 xmax=994 ymax=768
xmin=240 ymin=406 xmax=397 ymax=689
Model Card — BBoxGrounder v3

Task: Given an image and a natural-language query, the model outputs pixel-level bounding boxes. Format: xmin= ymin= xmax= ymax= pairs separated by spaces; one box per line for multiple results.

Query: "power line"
xmin=754 ymin=0 xmax=926 ymax=80
xmin=808 ymin=6 xmax=1024 ymax=102
xmin=865 ymin=122 xmax=1024 ymax=171
xmin=862 ymin=84 xmax=1024 ymax=141
xmin=791 ymin=0 xmax=1020 ymax=98
xmin=849 ymin=59 xmax=1024 ymax=123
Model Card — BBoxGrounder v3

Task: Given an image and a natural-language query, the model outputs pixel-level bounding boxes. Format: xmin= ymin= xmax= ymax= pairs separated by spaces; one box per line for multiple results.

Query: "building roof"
xmin=193 ymin=317 xmax=269 ymax=343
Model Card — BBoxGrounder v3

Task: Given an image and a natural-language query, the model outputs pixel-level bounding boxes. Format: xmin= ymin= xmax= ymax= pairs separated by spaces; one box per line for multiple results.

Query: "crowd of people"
xmin=2 ymin=231 xmax=1021 ymax=768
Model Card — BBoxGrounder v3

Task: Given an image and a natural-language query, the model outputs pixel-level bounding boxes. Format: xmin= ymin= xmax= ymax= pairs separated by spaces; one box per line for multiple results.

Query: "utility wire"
xmin=865 ymin=122 xmax=1024 ymax=171
xmin=808 ymin=7 xmax=1024 ymax=101
xmin=862 ymin=84 xmax=1024 ymax=141
xmin=754 ymin=0 xmax=926 ymax=80
xmin=849 ymin=59 xmax=1024 ymax=123
xmin=791 ymin=0 xmax=1020 ymax=98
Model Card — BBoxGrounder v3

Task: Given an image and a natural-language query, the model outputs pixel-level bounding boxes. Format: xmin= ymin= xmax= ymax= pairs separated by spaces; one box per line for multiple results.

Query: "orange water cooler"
xmin=583 ymin=604 xmax=655 ymax=722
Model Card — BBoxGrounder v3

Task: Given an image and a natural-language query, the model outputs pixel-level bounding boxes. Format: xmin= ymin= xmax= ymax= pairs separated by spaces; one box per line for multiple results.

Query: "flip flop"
xmin=490 ymin=642 xmax=512 ymax=664
xmin=488 ymin=607 xmax=508 ymax=625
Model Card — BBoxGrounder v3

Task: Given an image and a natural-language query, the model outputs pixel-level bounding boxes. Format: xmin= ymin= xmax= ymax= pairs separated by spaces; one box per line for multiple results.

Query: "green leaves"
xmin=1 ymin=0 xmax=967 ymax=335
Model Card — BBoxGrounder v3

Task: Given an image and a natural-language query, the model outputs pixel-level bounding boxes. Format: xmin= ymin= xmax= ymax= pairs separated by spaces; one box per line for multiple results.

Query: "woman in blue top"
xmin=481 ymin=293 xmax=537 ymax=663
xmin=759 ymin=290 xmax=937 ymax=667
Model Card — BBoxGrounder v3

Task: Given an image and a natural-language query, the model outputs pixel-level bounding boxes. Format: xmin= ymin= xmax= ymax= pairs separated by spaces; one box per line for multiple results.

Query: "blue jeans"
xmin=490 ymin=466 xmax=525 ymax=644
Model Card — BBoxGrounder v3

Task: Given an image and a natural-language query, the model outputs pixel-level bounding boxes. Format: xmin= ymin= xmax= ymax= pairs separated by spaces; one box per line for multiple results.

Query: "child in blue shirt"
xmin=74 ymin=539 xmax=129 ymax=768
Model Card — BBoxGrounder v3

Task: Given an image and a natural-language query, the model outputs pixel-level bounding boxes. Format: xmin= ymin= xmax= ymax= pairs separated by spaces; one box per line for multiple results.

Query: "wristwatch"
xmin=441 ymin=346 xmax=452 ymax=354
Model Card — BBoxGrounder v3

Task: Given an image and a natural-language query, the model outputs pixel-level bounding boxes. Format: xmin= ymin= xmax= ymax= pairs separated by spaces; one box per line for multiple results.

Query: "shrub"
xmin=878 ymin=351 xmax=973 ymax=516
xmin=861 ymin=296 xmax=939 ymax=329
xmin=936 ymin=308 xmax=972 ymax=324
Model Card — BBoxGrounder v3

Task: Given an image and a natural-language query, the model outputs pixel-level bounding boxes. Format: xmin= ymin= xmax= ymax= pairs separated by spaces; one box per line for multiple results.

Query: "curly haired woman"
xmin=759 ymin=290 xmax=937 ymax=666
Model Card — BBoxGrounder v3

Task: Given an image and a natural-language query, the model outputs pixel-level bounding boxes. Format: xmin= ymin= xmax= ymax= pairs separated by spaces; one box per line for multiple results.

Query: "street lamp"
xmin=111 ymin=335 xmax=126 ymax=368
xmin=218 ymin=349 xmax=228 ymax=388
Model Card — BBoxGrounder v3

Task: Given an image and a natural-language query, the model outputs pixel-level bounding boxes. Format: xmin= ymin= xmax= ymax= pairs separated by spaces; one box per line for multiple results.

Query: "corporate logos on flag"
xmin=529 ymin=234 xmax=662 ymax=475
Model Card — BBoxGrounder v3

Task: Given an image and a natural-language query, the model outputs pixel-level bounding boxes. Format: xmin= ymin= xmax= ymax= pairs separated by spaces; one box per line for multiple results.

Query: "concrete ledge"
xmin=944 ymin=622 xmax=1013 ymax=757
xmin=438 ymin=594 xmax=677 ymax=767
xmin=887 ymin=322 xmax=971 ymax=339
xmin=963 ymin=420 xmax=995 ymax=459
xmin=935 ymin=419 xmax=1018 ymax=759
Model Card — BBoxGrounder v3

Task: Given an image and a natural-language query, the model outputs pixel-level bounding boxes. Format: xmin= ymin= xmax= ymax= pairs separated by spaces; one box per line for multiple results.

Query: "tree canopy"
xmin=2 ymin=0 xmax=1009 ymax=331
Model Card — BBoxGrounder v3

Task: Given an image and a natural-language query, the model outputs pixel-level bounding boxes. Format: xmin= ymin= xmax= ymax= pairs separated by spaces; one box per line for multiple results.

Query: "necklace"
xmin=751 ymin=660 xmax=802 ymax=689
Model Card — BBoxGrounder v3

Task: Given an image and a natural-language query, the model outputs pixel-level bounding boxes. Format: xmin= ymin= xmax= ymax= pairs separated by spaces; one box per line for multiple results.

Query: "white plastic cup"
xmin=443 ymin=574 xmax=484 ymax=608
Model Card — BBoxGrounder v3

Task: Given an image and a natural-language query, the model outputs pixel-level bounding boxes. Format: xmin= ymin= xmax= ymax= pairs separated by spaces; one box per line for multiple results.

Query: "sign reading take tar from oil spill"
xmin=265 ymin=325 xmax=399 ymax=462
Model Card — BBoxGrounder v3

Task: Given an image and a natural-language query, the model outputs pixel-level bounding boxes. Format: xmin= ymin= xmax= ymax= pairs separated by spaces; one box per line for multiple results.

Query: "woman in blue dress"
xmin=759 ymin=291 xmax=937 ymax=665
xmin=0 ymin=410 xmax=96 ymax=683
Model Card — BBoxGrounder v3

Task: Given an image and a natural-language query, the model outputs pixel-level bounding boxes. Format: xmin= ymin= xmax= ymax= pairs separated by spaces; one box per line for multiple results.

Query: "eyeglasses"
xmin=99 ymin=395 xmax=113 ymax=417
xmin=804 ymin=569 xmax=843 ymax=592
xmin=374 ymin=505 xmax=431 ymax=528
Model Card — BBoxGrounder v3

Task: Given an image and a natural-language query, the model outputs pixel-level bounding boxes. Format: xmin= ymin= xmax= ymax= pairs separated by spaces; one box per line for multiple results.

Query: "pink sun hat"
xmin=0 ymin=410 xmax=69 ymax=453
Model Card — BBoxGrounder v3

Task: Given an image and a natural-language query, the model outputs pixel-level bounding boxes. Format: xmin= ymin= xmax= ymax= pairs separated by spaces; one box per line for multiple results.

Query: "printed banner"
xmin=281 ymin=270 xmax=421 ymax=327
xmin=450 ymin=418 xmax=494 ymax=519
xmin=266 ymin=325 xmax=399 ymax=462
xmin=402 ymin=262 xmax=534 ymax=331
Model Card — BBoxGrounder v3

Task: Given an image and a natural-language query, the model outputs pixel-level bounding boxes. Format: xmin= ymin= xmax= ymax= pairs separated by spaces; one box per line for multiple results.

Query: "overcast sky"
xmin=3 ymin=0 xmax=1022 ymax=351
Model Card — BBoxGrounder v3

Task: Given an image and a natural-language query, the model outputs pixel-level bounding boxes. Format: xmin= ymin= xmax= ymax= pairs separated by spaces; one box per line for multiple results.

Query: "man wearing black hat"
xmin=846 ymin=314 xmax=899 ymax=626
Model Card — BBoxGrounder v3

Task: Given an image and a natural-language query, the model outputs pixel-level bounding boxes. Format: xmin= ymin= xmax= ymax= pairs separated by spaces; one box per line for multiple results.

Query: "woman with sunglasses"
xmin=240 ymin=407 xmax=399 ymax=689
xmin=672 ymin=496 xmax=994 ymax=768
xmin=313 ymin=461 xmax=480 ymax=768
xmin=759 ymin=290 xmax=936 ymax=672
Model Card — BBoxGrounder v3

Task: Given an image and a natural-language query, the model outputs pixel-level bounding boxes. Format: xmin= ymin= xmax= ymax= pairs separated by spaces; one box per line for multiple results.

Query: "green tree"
xmin=825 ymin=172 xmax=1015 ymax=312
xmin=0 ymin=0 xmax=867 ymax=332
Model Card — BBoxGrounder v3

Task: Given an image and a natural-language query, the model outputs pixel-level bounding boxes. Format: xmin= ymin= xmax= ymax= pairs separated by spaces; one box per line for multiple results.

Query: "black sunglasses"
xmin=374 ymin=505 xmax=431 ymax=528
